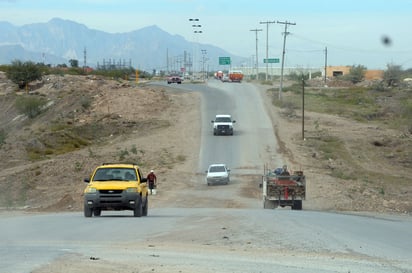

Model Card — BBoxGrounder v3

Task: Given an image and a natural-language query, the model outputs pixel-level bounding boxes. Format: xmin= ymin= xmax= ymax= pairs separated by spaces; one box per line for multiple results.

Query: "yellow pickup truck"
xmin=83 ymin=163 xmax=148 ymax=217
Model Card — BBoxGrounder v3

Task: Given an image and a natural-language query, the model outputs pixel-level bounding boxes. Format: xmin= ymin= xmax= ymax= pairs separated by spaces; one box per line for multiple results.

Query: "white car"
xmin=205 ymin=164 xmax=230 ymax=186
xmin=221 ymin=75 xmax=230 ymax=82
xmin=211 ymin=114 xmax=236 ymax=135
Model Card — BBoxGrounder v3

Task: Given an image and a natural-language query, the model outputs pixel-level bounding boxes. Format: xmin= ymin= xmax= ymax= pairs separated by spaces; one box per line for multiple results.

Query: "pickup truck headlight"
xmin=126 ymin=187 xmax=138 ymax=193
xmin=85 ymin=187 xmax=97 ymax=193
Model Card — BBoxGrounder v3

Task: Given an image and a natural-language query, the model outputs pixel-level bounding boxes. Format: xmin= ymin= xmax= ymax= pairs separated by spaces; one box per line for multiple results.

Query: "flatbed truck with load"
xmin=260 ymin=165 xmax=306 ymax=210
xmin=228 ymin=70 xmax=243 ymax=82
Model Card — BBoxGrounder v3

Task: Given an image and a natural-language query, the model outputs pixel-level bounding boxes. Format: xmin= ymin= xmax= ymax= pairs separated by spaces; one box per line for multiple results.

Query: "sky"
xmin=1 ymin=0 xmax=412 ymax=69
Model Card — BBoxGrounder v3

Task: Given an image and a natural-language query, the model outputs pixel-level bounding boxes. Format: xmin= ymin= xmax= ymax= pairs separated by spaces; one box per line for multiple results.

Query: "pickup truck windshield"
xmin=209 ymin=166 xmax=226 ymax=172
xmin=93 ymin=168 xmax=137 ymax=181
xmin=215 ymin=117 xmax=231 ymax=122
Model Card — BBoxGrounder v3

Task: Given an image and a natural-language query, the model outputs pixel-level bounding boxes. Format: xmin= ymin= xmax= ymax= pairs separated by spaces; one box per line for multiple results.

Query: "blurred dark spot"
xmin=381 ymin=35 xmax=392 ymax=46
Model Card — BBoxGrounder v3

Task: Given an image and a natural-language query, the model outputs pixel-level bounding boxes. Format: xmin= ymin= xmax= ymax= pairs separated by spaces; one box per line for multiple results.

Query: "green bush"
xmin=15 ymin=95 xmax=47 ymax=118
xmin=383 ymin=63 xmax=403 ymax=87
xmin=5 ymin=60 xmax=42 ymax=89
xmin=345 ymin=65 xmax=366 ymax=84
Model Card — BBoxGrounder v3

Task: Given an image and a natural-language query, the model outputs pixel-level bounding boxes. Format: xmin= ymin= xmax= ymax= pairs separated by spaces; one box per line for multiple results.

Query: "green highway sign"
xmin=219 ymin=57 xmax=231 ymax=65
xmin=264 ymin=58 xmax=280 ymax=63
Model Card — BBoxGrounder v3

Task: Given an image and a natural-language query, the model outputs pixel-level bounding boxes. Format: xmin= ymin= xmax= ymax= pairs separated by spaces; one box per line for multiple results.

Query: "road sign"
xmin=264 ymin=58 xmax=280 ymax=63
xmin=219 ymin=57 xmax=231 ymax=65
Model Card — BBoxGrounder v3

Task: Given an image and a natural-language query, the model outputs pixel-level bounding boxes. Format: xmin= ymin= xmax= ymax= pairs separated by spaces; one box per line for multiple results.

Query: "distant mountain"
xmin=0 ymin=18 xmax=246 ymax=72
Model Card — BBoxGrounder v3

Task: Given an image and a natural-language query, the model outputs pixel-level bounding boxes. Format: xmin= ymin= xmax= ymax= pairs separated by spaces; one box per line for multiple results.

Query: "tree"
xmin=6 ymin=60 xmax=42 ymax=89
xmin=383 ymin=63 xmax=403 ymax=87
xmin=347 ymin=65 xmax=366 ymax=84
xmin=69 ymin=59 xmax=79 ymax=68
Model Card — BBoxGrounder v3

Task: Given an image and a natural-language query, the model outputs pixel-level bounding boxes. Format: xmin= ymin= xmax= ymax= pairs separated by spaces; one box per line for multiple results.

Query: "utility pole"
xmin=250 ymin=28 xmax=262 ymax=81
xmin=260 ymin=20 xmax=276 ymax=81
xmin=324 ymin=46 xmax=328 ymax=85
xmin=277 ymin=20 xmax=296 ymax=100
xmin=166 ymin=48 xmax=169 ymax=74
xmin=83 ymin=47 xmax=87 ymax=72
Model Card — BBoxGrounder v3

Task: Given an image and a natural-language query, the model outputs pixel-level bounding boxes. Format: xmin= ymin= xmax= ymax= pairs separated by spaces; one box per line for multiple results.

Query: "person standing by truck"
xmin=280 ymin=165 xmax=290 ymax=176
xmin=146 ymin=170 xmax=157 ymax=194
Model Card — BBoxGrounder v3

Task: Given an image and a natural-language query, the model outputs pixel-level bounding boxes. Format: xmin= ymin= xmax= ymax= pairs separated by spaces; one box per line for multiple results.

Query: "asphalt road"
xmin=1 ymin=80 xmax=411 ymax=273
xmin=1 ymin=209 xmax=411 ymax=272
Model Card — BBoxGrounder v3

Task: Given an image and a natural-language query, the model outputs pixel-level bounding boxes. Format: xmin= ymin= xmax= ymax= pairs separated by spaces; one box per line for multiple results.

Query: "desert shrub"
xmin=383 ymin=64 xmax=403 ymax=87
xmin=80 ymin=96 xmax=92 ymax=109
xmin=15 ymin=95 xmax=47 ymax=118
xmin=345 ymin=65 xmax=366 ymax=84
xmin=288 ymin=71 xmax=310 ymax=81
xmin=283 ymin=82 xmax=305 ymax=94
xmin=5 ymin=60 xmax=42 ymax=89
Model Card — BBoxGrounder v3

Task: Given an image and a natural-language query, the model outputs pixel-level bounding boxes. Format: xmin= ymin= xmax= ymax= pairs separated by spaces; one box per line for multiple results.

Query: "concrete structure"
xmin=232 ymin=66 xmax=323 ymax=79
xmin=326 ymin=66 xmax=383 ymax=80
xmin=230 ymin=65 xmax=383 ymax=81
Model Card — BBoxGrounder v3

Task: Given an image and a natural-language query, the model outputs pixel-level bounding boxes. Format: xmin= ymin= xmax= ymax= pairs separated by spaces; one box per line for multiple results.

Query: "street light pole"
xmin=189 ymin=18 xmax=202 ymax=80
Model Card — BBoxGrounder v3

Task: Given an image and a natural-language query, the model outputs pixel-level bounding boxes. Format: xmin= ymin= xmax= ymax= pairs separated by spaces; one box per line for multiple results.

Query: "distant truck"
xmin=214 ymin=70 xmax=223 ymax=80
xmin=228 ymin=70 xmax=243 ymax=83
xmin=261 ymin=165 xmax=306 ymax=210
xmin=167 ymin=75 xmax=182 ymax=84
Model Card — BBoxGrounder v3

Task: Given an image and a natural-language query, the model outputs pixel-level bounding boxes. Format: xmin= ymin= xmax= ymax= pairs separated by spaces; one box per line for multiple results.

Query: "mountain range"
xmin=0 ymin=18 xmax=246 ymax=72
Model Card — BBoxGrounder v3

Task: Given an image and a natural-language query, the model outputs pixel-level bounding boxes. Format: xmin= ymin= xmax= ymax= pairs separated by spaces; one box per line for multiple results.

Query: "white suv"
xmin=211 ymin=114 xmax=236 ymax=135
xmin=205 ymin=164 xmax=230 ymax=185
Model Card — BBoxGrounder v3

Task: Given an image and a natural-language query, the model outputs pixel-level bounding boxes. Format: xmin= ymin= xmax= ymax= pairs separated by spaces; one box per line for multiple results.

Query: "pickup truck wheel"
xmin=292 ymin=200 xmax=302 ymax=210
xmin=84 ymin=204 xmax=93 ymax=217
xmin=142 ymin=197 xmax=148 ymax=216
xmin=134 ymin=197 xmax=143 ymax=217
xmin=263 ymin=198 xmax=276 ymax=209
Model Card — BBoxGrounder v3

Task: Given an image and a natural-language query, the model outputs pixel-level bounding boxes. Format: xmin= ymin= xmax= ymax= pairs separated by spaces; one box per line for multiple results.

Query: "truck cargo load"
xmin=261 ymin=164 xmax=306 ymax=210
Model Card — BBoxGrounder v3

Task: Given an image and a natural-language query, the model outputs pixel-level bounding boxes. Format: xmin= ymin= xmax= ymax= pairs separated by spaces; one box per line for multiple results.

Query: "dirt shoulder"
xmin=262 ymin=83 xmax=411 ymax=214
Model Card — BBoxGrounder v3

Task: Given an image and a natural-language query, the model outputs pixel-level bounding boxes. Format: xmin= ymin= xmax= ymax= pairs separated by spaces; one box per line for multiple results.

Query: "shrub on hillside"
xmin=15 ymin=95 xmax=47 ymax=118
xmin=346 ymin=65 xmax=366 ymax=84
xmin=5 ymin=60 xmax=42 ymax=89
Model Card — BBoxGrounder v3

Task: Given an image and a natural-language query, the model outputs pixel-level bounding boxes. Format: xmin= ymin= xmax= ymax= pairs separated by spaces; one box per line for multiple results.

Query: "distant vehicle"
xmin=214 ymin=70 xmax=223 ymax=80
xmin=211 ymin=114 xmax=236 ymax=135
xmin=205 ymin=163 xmax=230 ymax=185
xmin=228 ymin=70 xmax=243 ymax=83
xmin=221 ymin=75 xmax=230 ymax=82
xmin=167 ymin=75 xmax=182 ymax=84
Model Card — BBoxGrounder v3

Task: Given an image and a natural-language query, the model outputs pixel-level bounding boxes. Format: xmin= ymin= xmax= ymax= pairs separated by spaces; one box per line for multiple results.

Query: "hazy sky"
xmin=1 ymin=0 xmax=411 ymax=69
